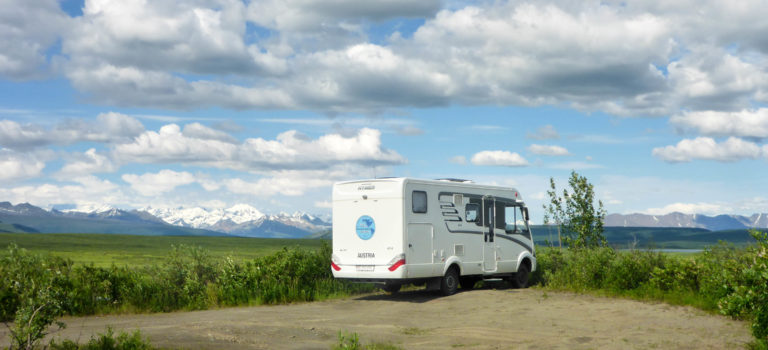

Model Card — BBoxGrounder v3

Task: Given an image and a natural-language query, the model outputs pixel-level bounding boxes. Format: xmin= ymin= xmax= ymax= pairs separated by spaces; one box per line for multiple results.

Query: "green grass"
xmin=0 ymin=233 xmax=325 ymax=267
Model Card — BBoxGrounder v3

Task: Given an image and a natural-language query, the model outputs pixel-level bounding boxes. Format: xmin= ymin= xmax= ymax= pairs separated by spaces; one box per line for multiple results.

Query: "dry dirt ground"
xmin=0 ymin=287 xmax=751 ymax=350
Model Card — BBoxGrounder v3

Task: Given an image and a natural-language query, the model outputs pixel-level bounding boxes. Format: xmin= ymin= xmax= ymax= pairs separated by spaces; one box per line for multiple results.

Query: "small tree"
xmin=2 ymin=244 xmax=68 ymax=350
xmin=543 ymin=171 xmax=607 ymax=249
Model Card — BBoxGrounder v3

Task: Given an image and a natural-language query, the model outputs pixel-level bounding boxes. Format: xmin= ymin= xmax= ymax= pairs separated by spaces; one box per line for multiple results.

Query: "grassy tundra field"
xmin=0 ymin=232 xmax=322 ymax=267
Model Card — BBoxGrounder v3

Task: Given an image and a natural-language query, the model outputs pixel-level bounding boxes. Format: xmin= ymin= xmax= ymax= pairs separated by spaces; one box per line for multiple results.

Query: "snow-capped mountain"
xmin=140 ymin=204 xmax=330 ymax=238
xmin=142 ymin=204 xmax=265 ymax=227
xmin=61 ymin=203 xmax=117 ymax=215
xmin=0 ymin=202 xmax=222 ymax=236
xmin=605 ymin=212 xmax=768 ymax=231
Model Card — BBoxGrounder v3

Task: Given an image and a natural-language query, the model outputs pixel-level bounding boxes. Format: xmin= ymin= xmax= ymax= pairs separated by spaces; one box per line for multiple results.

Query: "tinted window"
xmin=465 ymin=203 xmax=479 ymax=223
xmin=412 ymin=191 xmax=427 ymax=213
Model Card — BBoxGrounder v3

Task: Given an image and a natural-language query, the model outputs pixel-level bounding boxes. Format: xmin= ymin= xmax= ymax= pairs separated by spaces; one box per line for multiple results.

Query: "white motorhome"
xmin=331 ymin=177 xmax=536 ymax=296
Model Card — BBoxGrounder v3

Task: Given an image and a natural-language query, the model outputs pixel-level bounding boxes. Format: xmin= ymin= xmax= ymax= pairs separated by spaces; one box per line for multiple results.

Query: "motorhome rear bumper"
xmin=335 ymin=277 xmax=436 ymax=285
xmin=332 ymin=266 xmax=406 ymax=279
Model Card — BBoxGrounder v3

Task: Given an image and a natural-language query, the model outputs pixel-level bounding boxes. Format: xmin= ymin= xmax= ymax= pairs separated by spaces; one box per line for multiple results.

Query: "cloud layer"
xmin=2 ymin=0 xmax=766 ymax=117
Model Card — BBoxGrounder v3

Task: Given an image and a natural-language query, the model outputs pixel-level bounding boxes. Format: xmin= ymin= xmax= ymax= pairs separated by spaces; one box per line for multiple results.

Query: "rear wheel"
xmin=382 ymin=283 xmax=401 ymax=294
xmin=440 ymin=267 xmax=459 ymax=296
xmin=511 ymin=263 xmax=530 ymax=289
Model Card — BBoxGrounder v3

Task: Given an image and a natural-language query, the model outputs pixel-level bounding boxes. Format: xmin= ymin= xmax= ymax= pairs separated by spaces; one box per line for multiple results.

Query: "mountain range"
xmin=605 ymin=212 xmax=768 ymax=231
xmin=2 ymin=200 xmax=766 ymax=238
xmin=141 ymin=205 xmax=330 ymax=238
xmin=0 ymin=202 xmax=330 ymax=238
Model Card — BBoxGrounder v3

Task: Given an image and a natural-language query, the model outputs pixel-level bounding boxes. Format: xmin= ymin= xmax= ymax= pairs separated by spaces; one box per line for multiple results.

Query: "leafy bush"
xmin=718 ymin=230 xmax=768 ymax=346
xmin=2 ymin=244 xmax=69 ymax=350
xmin=604 ymin=249 xmax=665 ymax=291
xmin=1 ymin=241 xmax=373 ymax=333
xmin=535 ymin=246 xmax=616 ymax=291
xmin=49 ymin=327 xmax=155 ymax=350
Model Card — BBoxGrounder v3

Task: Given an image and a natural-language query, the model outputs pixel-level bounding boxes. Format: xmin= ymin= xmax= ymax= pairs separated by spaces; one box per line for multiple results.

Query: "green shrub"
xmin=0 ymin=241 xmax=372 ymax=328
xmin=604 ymin=249 xmax=665 ymax=291
xmin=718 ymin=230 xmax=768 ymax=345
xmin=538 ymin=246 xmax=616 ymax=291
xmin=49 ymin=327 xmax=155 ymax=350
xmin=648 ymin=256 xmax=700 ymax=292
xmin=2 ymin=244 xmax=69 ymax=350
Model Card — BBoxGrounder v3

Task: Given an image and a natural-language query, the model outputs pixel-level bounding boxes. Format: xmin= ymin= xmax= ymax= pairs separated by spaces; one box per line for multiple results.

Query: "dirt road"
xmin=0 ymin=287 xmax=751 ymax=349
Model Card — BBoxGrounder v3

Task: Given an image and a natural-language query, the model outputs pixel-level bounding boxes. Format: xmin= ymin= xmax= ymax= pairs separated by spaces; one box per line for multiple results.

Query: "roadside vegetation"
xmin=332 ymin=331 xmax=402 ymax=350
xmin=0 ymin=242 xmax=373 ymax=349
xmin=538 ymin=171 xmax=768 ymax=348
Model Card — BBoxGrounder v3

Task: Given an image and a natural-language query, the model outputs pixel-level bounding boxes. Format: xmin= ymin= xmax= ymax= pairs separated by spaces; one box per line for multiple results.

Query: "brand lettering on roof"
xmin=357 ymin=184 xmax=375 ymax=190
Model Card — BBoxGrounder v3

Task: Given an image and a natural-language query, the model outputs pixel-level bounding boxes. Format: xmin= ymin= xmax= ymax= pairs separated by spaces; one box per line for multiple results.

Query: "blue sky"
xmin=1 ymin=0 xmax=768 ymax=223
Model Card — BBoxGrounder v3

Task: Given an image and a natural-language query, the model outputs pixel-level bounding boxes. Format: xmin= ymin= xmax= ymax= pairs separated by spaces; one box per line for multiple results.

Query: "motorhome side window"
xmin=412 ymin=191 xmax=427 ymax=213
xmin=467 ymin=198 xmax=482 ymax=226
xmin=504 ymin=204 xmax=529 ymax=235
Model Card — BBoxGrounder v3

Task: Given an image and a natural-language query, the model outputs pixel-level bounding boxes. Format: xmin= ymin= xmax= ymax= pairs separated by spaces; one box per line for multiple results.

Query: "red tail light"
xmin=331 ymin=260 xmax=341 ymax=271
xmin=388 ymin=258 xmax=405 ymax=271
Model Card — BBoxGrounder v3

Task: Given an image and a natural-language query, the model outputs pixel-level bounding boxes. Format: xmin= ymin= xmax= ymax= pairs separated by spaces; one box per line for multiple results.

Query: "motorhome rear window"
xmin=412 ymin=191 xmax=427 ymax=213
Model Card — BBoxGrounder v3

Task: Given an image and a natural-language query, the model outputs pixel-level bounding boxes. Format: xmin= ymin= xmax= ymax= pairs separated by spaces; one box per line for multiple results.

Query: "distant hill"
xmin=605 ymin=212 xmax=768 ymax=231
xmin=306 ymin=229 xmax=332 ymax=240
xmin=0 ymin=220 xmax=38 ymax=233
xmin=531 ymin=225 xmax=756 ymax=249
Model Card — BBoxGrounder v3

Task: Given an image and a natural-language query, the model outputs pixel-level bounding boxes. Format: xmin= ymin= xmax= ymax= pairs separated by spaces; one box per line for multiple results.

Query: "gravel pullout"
xmin=0 ymin=288 xmax=751 ymax=349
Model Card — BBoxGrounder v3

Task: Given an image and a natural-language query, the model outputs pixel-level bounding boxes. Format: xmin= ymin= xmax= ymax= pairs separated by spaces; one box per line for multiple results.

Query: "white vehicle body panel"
xmin=331 ymin=178 xmax=536 ymax=283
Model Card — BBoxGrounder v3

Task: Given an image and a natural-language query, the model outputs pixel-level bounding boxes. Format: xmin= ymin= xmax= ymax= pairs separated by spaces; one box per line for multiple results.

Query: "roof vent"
xmin=436 ymin=178 xmax=474 ymax=183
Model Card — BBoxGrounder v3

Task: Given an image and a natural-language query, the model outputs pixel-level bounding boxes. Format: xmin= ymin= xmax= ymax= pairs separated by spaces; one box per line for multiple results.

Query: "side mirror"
xmin=523 ymin=207 xmax=530 ymax=222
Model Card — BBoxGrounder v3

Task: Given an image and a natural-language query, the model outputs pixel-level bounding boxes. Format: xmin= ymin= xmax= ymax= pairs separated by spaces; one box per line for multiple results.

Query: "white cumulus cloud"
xmin=471 ymin=150 xmax=529 ymax=167
xmin=644 ymin=202 xmax=730 ymax=215
xmin=115 ymin=124 xmax=405 ymax=171
xmin=0 ymin=151 xmax=45 ymax=181
xmin=122 ymin=169 xmax=197 ymax=196
xmin=57 ymin=148 xmax=116 ymax=176
xmin=670 ymin=108 xmax=768 ymax=139
xmin=652 ymin=137 xmax=766 ymax=163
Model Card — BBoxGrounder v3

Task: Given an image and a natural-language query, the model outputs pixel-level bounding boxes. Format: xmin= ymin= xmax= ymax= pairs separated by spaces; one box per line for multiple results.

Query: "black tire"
xmin=459 ymin=276 xmax=477 ymax=290
xmin=511 ymin=263 xmax=530 ymax=289
xmin=440 ymin=267 xmax=459 ymax=296
xmin=382 ymin=283 xmax=401 ymax=294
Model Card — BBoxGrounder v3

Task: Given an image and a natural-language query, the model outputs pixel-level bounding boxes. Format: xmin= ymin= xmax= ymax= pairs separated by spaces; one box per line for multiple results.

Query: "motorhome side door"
xmin=483 ymin=197 xmax=497 ymax=272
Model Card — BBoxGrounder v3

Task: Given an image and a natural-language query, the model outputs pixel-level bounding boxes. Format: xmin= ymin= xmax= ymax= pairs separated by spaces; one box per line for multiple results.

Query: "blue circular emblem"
xmin=355 ymin=215 xmax=375 ymax=240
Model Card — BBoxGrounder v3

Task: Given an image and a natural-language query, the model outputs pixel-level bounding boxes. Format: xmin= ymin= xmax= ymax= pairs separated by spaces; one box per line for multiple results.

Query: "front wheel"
xmin=511 ymin=263 xmax=530 ymax=289
xmin=440 ymin=267 xmax=459 ymax=296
